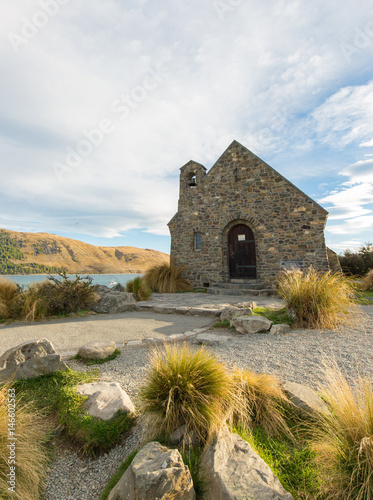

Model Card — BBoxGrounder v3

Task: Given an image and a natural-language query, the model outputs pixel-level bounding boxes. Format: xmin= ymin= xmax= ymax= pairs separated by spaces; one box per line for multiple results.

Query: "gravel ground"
xmin=42 ymin=313 xmax=373 ymax=500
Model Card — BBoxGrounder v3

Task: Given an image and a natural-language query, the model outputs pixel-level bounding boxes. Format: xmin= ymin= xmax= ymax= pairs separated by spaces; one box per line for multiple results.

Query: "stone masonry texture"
xmin=168 ymin=140 xmax=330 ymax=289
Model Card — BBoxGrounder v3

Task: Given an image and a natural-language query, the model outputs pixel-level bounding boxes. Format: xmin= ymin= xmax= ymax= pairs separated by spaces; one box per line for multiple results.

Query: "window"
xmin=194 ymin=232 xmax=202 ymax=251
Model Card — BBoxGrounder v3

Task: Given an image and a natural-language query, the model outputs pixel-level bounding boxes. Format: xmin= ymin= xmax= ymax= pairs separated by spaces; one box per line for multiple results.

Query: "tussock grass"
xmin=277 ymin=267 xmax=358 ymax=329
xmin=0 ymin=383 xmax=49 ymax=500
xmin=144 ymin=260 xmax=193 ymax=293
xmin=139 ymin=343 xmax=232 ymax=441
xmin=230 ymin=369 xmax=290 ymax=437
xmin=310 ymin=365 xmax=373 ymax=500
xmin=126 ymin=277 xmax=152 ymax=301
xmin=362 ymin=269 xmax=373 ymax=291
xmin=0 ymin=279 xmax=18 ymax=319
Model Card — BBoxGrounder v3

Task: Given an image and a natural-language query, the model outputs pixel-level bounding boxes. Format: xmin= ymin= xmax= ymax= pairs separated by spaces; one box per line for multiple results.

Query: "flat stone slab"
xmin=283 ymin=381 xmax=330 ymax=415
xmin=76 ymin=382 xmax=135 ymax=420
xmin=270 ymin=324 xmax=291 ymax=335
xmin=231 ymin=315 xmax=273 ymax=334
xmin=78 ymin=340 xmax=116 ymax=360
xmin=193 ymin=333 xmax=232 ymax=346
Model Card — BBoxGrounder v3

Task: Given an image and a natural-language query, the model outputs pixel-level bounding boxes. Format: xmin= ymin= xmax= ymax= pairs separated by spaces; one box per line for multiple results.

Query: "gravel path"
xmin=42 ymin=311 xmax=373 ymax=500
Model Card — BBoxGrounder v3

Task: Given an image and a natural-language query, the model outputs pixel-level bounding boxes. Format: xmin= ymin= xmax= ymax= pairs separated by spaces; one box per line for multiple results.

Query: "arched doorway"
xmin=228 ymin=224 xmax=256 ymax=279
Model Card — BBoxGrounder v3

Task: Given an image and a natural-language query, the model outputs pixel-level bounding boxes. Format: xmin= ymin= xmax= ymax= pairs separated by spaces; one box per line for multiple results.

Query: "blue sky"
xmin=1 ymin=0 xmax=372 ymax=255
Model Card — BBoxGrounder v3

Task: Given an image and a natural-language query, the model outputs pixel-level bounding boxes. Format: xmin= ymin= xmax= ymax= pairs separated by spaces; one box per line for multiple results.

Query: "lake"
xmin=0 ymin=274 xmax=142 ymax=288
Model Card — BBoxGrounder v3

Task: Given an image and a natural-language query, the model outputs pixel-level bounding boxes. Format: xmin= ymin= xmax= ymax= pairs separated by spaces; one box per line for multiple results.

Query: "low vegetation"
xmin=125 ymin=276 xmax=152 ymax=301
xmin=230 ymin=369 xmax=290 ymax=437
xmin=72 ymin=349 xmax=121 ymax=366
xmin=0 ymin=383 xmax=50 ymax=500
xmin=139 ymin=343 xmax=233 ymax=441
xmin=144 ymin=260 xmax=193 ymax=293
xmin=252 ymin=306 xmax=294 ymax=326
xmin=310 ymin=366 xmax=373 ymax=500
xmin=277 ymin=267 xmax=357 ymax=329
xmin=0 ymin=273 xmax=97 ymax=322
xmin=14 ymin=370 xmax=135 ymax=456
xmin=362 ymin=269 xmax=373 ymax=291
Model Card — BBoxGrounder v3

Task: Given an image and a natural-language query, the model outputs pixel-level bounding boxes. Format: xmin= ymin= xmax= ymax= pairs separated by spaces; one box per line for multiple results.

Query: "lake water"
xmin=0 ymin=274 xmax=142 ymax=288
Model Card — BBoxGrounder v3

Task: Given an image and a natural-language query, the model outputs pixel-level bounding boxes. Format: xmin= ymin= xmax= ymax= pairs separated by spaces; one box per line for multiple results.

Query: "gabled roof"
xmin=204 ymin=140 xmax=328 ymax=214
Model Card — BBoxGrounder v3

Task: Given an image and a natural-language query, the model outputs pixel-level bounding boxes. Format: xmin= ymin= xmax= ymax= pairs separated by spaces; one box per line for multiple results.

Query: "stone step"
xmin=207 ymin=288 xmax=277 ymax=296
xmin=217 ymin=281 xmax=266 ymax=290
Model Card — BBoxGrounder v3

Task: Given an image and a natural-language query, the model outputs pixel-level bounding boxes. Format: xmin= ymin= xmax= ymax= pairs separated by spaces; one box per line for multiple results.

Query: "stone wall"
xmin=168 ymin=141 xmax=329 ymax=289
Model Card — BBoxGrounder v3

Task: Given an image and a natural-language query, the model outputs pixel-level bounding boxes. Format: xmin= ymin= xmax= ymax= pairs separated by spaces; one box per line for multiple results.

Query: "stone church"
xmin=168 ymin=140 xmax=331 ymax=291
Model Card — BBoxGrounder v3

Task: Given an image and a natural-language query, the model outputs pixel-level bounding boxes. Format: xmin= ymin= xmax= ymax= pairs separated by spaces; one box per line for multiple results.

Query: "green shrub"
xmin=310 ymin=365 xmax=373 ymax=500
xmin=144 ymin=261 xmax=193 ymax=293
xmin=126 ymin=277 xmax=152 ymax=301
xmin=139 ymin=343 xmax=233 ymax=441
xmin=230 ymin=368 xmax=290 ymax=437
xmin=339 ymin=243 xmax=373 ymax=276
xmin=34 ymin=272 xmax=98 ymax=316
xmin=0 ymin=383 xmax=49 ymax=500
xmin=277 ymin=267 xmax=357 ymax=329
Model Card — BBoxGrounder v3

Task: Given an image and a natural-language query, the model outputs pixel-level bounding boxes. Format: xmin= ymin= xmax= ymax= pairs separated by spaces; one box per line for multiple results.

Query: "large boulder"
xmin=78 ymin=340 xmax=116 ymax=360
xmin=200 ymin=428 xmax=294 ymax=500
xmin=283 ymin=381 xmax=330 ymax=416
xmin=76 ymin=382 xmax=135 ymax=420
xmin=92 ymin=290 xmax=136 ymax=314
xmin=0 ymin=338 xmax=68 ymax=382
xmin=108 ymin=441 xmax=195 ymax=500
xmin=231 ymin=315 xmax=273 ymax=334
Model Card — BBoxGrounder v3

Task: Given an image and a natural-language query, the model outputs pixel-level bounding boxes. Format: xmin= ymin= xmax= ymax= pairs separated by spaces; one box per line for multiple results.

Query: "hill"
xmin=0 ymin=228 xmax=169 ymax=275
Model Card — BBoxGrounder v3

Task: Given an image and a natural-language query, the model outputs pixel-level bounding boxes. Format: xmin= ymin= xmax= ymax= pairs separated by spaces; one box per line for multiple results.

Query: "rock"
xmin=170 ymin=426 xmax=199 ymax=447
xmin=193 ymin=333 xmax=232 ymax=346
xmin=236 ymin=301 xmax=257 ymax=309
xmin=76 ymin=382 xmax=135 ymax=420
xmin=92 ymin=291 xmax=136 ymax=314
xmin=108 ymin=441 xmax=195 ymax=500
xmin=220 ymin=306 xmax=252 ymax=322
xmin=231 ymin=315 xmax=273 ymax=334
xmin=270 ymin=324 xmax=291 ymax=335
xmin=0 ymin=338 xmax=68 ymax=382
xmin=283 ymin=381 xmax=330 ymax=416
xmin=78 ymin=340 xmax=116 ymax=360
xmin=93 ymin=284 xmax=111 ymax=294
xmin=200 ymin=428 xmax=294 ymax=500
xmin=111 ymin=283 xmax=126 ymax=292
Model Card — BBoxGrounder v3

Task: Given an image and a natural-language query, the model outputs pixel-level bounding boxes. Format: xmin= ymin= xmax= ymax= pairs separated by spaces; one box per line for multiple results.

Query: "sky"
xmin=0 ymin=0 xmax=372 ymax=255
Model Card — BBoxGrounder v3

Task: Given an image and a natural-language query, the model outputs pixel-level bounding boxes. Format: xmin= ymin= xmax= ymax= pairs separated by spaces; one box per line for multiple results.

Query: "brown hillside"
xmin=0 ymin=228 xmax=169 ymax=274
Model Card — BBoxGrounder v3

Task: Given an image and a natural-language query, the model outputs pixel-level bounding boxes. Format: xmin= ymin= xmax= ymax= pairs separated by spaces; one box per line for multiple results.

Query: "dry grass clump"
xmin=126 ymin=277 xmax=152 ymax=301
xmin=144 ymin=260 xmax=193 ymax=293
xmin=362 ymin=269 xmax=373 ymax=291
xmin=0 ymin=384 xmax=49 ymax=500
xmin=230 ymin=368 xmax=290 ymax=437
xmin=310 ymin=366 xmax=373 ymax=500
xmin=0 ymin=279 xmax=18 ymax=319
xmin=277 ymin=267 xmax=357 ymax=329
xmin=139 ymin=343 xmax=233 ymax=441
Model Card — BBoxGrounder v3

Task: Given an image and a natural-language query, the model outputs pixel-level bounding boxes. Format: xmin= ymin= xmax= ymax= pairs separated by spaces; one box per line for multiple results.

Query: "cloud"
xmin=0 ymin=1 xmax=373 ymax=250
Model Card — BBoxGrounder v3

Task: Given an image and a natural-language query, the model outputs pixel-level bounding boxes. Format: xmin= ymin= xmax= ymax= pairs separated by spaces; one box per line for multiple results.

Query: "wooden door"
xmin=228 ymin=224 xmax=256 ymax=279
